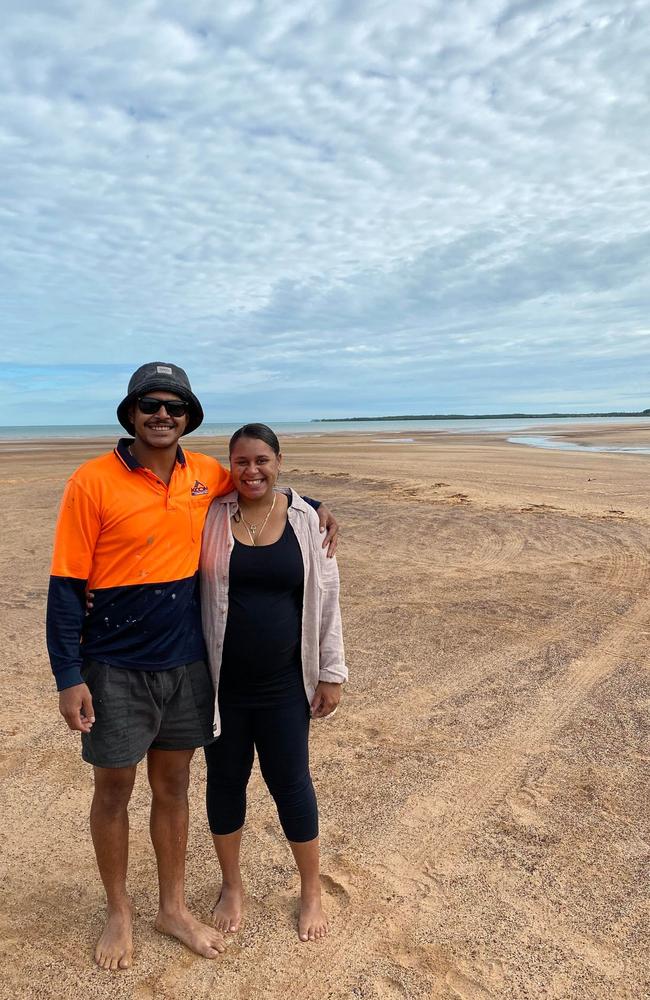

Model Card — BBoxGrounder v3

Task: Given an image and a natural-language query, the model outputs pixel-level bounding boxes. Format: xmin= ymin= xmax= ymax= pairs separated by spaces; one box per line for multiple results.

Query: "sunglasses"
xmin=137 ymin=396 xmax=189 ymax=417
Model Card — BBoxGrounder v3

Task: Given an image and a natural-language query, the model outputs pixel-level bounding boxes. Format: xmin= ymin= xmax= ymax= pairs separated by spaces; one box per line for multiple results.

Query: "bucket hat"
xmin=117 ymin=362 xmax=204 ymax=436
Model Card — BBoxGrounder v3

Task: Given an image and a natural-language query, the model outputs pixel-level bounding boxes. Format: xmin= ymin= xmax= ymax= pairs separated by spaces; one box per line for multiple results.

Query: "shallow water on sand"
xmin=509 ymin=434 xmax=650 ymax=455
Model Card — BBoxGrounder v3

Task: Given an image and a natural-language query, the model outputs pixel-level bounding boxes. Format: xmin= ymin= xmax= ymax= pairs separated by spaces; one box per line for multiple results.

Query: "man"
xmin=46 ymin=362 xmax=337 ymax=971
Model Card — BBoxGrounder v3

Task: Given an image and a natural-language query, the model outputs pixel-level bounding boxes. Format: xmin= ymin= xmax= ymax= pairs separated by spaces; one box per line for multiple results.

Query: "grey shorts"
xmin=80 ymin=659 xmax=215 ymax=769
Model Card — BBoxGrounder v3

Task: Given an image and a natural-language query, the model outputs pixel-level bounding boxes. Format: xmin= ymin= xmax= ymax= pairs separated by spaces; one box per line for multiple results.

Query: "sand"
xmin=0 ymin=425 xmax=648 ymax=1000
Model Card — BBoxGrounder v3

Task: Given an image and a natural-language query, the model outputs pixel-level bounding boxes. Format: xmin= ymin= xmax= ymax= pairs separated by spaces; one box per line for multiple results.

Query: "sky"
xmin=2 ymin=0 xmax=649 ymax=425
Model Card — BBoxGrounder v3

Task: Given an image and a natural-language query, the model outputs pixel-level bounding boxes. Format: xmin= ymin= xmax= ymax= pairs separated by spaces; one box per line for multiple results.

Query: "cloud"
xmin=1 ymin=0 xmax=649 ymax=422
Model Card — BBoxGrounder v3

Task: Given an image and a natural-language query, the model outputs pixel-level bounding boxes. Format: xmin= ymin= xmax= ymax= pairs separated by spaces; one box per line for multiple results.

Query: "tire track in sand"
xmin=393 ymin=588 xmax=650 ymax=860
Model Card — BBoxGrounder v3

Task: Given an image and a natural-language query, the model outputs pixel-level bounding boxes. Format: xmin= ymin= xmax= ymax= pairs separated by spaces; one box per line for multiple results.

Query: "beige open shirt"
xmin=199 ymin=488 xmax=347 ymax=737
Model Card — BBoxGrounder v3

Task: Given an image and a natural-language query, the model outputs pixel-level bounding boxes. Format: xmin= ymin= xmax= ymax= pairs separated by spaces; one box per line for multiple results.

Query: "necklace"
xmin=238 ymin=493 xmax=277 ymax=545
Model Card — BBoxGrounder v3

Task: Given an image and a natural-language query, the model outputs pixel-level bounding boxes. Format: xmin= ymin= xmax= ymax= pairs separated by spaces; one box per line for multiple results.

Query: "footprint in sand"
xmin=446 ymin=969 xmax=492 ymax=999
xmin=320 ymin=856 xmax=354 ymax=903
xmin=369 ymin=974 xmax=409 ymax=998
xmin=505 ymin=771 xmax=552 ymax=827
xmin=320 ymin=873 xmax=350 ymax=901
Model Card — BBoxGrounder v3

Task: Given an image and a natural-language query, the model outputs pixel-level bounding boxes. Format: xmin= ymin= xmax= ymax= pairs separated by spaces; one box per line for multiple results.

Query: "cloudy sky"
xmin=2 ymin=0 xmax=649 ymax=425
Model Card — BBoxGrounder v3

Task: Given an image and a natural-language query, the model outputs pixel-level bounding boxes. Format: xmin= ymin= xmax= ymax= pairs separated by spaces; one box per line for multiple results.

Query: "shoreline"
xmin=1 ymin=413 xmax=650 ymax=445
xmin=3 ymin=419 xmax=650 ymax=455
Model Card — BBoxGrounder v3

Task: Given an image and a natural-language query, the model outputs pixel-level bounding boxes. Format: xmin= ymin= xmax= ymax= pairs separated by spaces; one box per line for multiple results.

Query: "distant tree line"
xmin=313 ymin=411 xmax=650 ymax=422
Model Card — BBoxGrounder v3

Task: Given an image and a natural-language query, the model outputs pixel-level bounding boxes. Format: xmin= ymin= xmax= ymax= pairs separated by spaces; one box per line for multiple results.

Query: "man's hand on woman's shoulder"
xmin=316 ymin=504 xmax=339 ymax=558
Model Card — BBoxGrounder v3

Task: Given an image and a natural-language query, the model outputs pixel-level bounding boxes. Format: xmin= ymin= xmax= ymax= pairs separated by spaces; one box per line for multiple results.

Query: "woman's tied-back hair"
xmin=228 ymin=423 xmax=281 ymax=456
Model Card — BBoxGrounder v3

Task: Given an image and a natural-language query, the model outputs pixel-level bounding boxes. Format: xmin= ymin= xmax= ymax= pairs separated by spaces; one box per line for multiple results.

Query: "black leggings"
xmin=205 ymin=696 xmax=319 ymax=843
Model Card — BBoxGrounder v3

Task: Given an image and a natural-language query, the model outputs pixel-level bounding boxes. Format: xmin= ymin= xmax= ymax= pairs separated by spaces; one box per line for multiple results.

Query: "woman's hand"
xmin=316 ymin=504 xmax=339 ymax=558
xmin=310 ymin=681 xmax=342 ymax=718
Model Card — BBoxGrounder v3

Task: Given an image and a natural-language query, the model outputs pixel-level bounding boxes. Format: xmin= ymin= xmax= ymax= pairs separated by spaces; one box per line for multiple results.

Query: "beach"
xmin=1 ymin=424 xmax=648 ymax=1000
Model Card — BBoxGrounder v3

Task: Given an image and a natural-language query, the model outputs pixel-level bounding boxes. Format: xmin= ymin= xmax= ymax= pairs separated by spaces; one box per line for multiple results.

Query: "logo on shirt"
xmin=191 ymin=480 xmax=209 ymax=496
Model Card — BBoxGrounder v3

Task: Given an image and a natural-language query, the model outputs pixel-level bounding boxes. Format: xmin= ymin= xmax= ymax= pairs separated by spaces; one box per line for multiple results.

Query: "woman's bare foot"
xmin=95 ymin=902 xmax=133 ymax=970
xmin=211 ymin=881 xmax=244 ymax=933
xmin=298 ymin=890 xmax=329 ymax=942
xmin=155 ymin=906 xmax=226 ymax=958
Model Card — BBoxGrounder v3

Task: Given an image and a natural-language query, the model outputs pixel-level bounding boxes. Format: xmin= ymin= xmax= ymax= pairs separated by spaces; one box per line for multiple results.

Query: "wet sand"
xmin=0 ymin=425 xmax=648 ymax=999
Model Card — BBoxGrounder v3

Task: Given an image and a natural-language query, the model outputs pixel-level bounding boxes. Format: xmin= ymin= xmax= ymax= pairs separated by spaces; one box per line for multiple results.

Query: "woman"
xmin=199 ymin=423 xmax=346 ymax=942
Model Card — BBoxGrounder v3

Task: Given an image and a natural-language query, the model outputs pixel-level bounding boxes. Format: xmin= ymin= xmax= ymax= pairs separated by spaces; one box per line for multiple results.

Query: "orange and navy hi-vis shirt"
xmin=46 ymin=440 xmax=233 ymax=691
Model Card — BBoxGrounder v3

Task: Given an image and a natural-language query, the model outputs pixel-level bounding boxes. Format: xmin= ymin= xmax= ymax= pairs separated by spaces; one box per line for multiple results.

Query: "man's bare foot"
xmin=155 ymin=906 xmax=226 ymax=958
xmin=298 ymin=891 xmax=329 ymax=942
xmin=95 ymin=902 xmax=133 ymax=971
xmin=211 ymin=882 xmax=244 ymax=933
